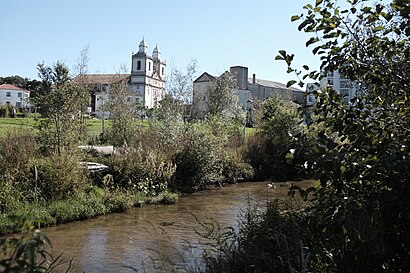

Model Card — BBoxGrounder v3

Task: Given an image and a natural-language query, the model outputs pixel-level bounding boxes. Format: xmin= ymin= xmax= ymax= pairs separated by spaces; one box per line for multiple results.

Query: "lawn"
xmin=0 ymin=117 xmax=39 ymax=136
xmin=0 ymin=117 xmax=109 ymax=137
xmin=0 ymin=117 xmax=150 ymax=138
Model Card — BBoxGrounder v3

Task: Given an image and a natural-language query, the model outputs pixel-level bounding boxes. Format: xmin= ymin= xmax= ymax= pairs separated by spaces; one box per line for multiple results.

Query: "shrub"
xmin=28 ymin=153 xmax=90 ymax=201
xmin=0 ymin=217 xmax=72 ymax=272
xmin=221 ymin=149 xmax=254 ymax=184
xmin=103 ymin=148 xmax=175 ymax=196
xmin=201 ymin=201 xmax=307 ymax=273
xmin=172 ymin=125 xmax=224 ymax=192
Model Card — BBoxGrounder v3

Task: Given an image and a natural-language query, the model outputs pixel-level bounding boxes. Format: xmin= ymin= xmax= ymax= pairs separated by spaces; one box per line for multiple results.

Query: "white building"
xmin=0 ymin=84 xmax=30 ymax=108
xmin=78 ymin=38 xmax=166 ymax=117
xmin=306 ymin=71 xmax=358 ymax=105
xmin=193 ymin=66 xmax=305 ymax=118
xmin=130 ymin=38 xmax=166 ymax=109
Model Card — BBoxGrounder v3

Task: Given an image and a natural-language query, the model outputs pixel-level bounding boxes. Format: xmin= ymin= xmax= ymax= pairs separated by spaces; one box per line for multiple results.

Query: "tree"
xmin=35 ymin=62 xmax=88 ymax=155
xmin=207 ymin=71 xmax=239 ymax=118
xmin=156 ymin=59 xmax=197 ymax=121
xmin=106 ymin=73 xmax=141 ymax=147
xmin=278 ymin=0 xmax=410 ymax=271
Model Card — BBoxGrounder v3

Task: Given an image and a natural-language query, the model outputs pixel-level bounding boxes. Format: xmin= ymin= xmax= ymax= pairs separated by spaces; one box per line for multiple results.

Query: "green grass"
xmin=0 ymin=189 xmax=179 ymax=234
xmin=246 ymin=127 xmax=257 ymax=136
xmin=0 ymin=117 xmax=149 ymax=139
xmin=0 ymin=118 xmax=39 ymax=136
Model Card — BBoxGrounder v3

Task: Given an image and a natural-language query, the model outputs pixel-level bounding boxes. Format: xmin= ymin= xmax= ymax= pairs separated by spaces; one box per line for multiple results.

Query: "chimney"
xmin=252 ymin=74 xmax=256 ymax=84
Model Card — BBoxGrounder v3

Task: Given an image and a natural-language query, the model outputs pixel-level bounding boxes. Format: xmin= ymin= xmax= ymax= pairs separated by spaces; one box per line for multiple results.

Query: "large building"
xmin=306 ymin=70 xmax=358 ymax=105
xmin=0 ymin=84 xmax=30 ymax=108
xmin=80 ymin=38 xmax=166 ymax=117
xmin=193 ymin=66 xmax=305 ymax=118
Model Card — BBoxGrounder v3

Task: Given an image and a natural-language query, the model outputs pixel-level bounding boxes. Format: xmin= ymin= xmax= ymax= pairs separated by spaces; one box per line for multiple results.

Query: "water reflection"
xmin=44 ymin=181 xmax=310 ymax=272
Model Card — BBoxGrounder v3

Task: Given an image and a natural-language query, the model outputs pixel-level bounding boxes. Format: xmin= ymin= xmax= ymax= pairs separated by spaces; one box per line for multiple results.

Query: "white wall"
xmin=0 ymin=88 xmax=29 ymax=108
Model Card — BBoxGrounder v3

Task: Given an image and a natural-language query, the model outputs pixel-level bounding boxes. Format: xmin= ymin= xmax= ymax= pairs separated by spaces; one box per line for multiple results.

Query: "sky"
xmin=0 ymin=0 xmax=320 ymax=86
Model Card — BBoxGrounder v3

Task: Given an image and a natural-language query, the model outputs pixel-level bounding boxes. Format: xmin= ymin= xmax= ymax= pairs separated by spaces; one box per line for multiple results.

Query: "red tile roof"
xmin=73 ymin=74 xmax=130 ymax=85
xmin=0 ymin=83 xmax=25 ymax=91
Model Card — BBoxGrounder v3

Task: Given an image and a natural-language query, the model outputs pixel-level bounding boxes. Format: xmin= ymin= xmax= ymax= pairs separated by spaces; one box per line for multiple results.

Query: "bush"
xmin=0 ymin=218 xmax=71 ymax=272
xmin=28 ymin=153 xmax=90 ymax=201
xmin=244 ymin=97 xmax=305 ymax=181
xmin=201 ymin=201 xmax=307 ymax=273
xmin=221 ymin=149 xmax=254 ymax=184
xmin=172 ymin=125 xmax=224 ymax=192
xmin=103 ymin=148 xmax=175 ymax=196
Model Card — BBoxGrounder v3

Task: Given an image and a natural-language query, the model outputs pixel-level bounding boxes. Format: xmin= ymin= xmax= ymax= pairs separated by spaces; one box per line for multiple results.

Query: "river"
xmin=44 ymin=180 xmax=311 ymax=273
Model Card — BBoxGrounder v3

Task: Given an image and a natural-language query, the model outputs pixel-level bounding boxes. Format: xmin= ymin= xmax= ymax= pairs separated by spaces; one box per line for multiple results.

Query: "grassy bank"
xmin=0 ymin=188 xmax=178 ymax=235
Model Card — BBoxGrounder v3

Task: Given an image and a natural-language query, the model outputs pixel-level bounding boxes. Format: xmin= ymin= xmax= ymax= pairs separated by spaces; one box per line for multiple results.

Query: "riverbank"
xmin=40 ymin=181 xmax=307 ymax=273
xmin=0 ymin=188 xmax=178 ymax=235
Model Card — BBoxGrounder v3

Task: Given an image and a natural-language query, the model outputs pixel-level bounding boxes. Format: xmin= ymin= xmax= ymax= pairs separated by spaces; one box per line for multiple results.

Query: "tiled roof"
xmin=0 ymin=83 xmax=23 ymax=90
xmin=248 ymin=78 xmax=303 ymax=92
xmin=74 ymin=74 xmax=130 ymax=85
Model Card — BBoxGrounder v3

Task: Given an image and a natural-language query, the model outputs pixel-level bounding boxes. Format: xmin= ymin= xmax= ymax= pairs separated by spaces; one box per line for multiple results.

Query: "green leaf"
xmin=303 ymin=65 xmax=310 ymax=70
xmin=306 ymin=37 xmax=319 ymax=47
xmin=373 ymin=25 xmax=384 ymax=32
xmin=291 ymin=15 xmax=301 ymax=22
xmin=275 ymin=55 xmax=284 ymax=60
xmin=362 ymin=7 xmax=372 ymax=13
xmin=287 ymin=80 xmax=297 ymax=87
xmin=316 ymin=0 xmax=323 ymax=6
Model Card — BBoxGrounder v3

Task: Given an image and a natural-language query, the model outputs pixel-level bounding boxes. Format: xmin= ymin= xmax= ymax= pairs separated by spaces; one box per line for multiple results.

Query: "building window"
xmin=101 ymin=84 xmax=109 ymax=92
xmin=340 ymin=80 xmax=351 ymax=88
xmin=328 ymin=79 xmax=334 ymax=86
xmin=18 ymin=92 xmax=22 ymax=98
xmin=16 ymin=102 xmax=21 ymax=107
xmin=162 ymin=67 xmax=164 ymax=75
xmin=137 ymin=60 xmax=141 ymax=70
xmin=340 ymin=88 xmax=349 ymax=97
xmin=148 ymin=62 xmax=151 ymax=71
xmin=6 ymin=92 xmax=11 ymax=97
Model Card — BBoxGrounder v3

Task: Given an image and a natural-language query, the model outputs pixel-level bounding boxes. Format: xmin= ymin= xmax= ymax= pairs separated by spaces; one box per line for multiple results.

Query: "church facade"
xmin=82 ymin=38 xmax=166 ymax=117
xmin=130 ymin=38 xmax=166 ymax=109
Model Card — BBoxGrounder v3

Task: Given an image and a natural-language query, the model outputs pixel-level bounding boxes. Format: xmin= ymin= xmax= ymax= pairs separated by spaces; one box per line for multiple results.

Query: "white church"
xmin=81 ymin=38 xmax=166 ymax=117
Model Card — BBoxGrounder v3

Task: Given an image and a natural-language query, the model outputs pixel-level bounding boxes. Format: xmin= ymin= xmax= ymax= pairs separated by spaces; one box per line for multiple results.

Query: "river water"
xmin=44 ymin=181 xmax=310 ymax=273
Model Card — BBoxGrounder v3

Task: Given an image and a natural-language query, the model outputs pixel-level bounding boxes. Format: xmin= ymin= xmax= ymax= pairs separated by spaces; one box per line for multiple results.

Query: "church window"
xmin=137 ymin=60 xmax=141 ymax=70
xmin=149 ymin=62 xmax=151 ymax=71
xmin=161 ymin=67 xmax=164 ymax=75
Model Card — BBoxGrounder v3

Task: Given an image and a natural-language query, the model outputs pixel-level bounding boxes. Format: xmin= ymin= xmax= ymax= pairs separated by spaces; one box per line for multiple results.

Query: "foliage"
xmin=0 ymin=105 xmax=14 ymax=118
xmin=220 ymin=150 xmax=254 ymax=184
xmin=103 ymin=148 xmax=175 ymax=196
xmin=0 ymin=218 xmax=71 ymax=272
xmin=245 ymin=97 xmax=305 ymax=180
xmin=171 ymin=119 xmax=252 ymax=192
xmin=147 ymin=117 xmax=185 ymax=156
xmin=172 ymin=125 xmax=224 ymax=192
xmin=200 ymin=201 xmax=307 ymax=273
xmin=276 ymin=0 xmax=410 ymax=271
xmin=27 ymin=153 xmax=90 ymax=202
xmin=106 ymin=75 xmax=141 ymax=147
xmin=206 ymin=72 xmax=240 ymax=118
xmin=34 ymin=62 xmax=88 ymax=155
xmin=164 ymin=58 xmax=198 ymax=119
xmin=0 ymin=75 xmax=42 ymax=94
xmin=0 ymin=132 xmax=36 ymax=211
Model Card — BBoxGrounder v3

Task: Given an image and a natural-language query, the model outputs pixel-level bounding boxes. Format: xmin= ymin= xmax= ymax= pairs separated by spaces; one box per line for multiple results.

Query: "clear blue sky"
xmin=0 ymin=0 xmax=319 ymax=85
